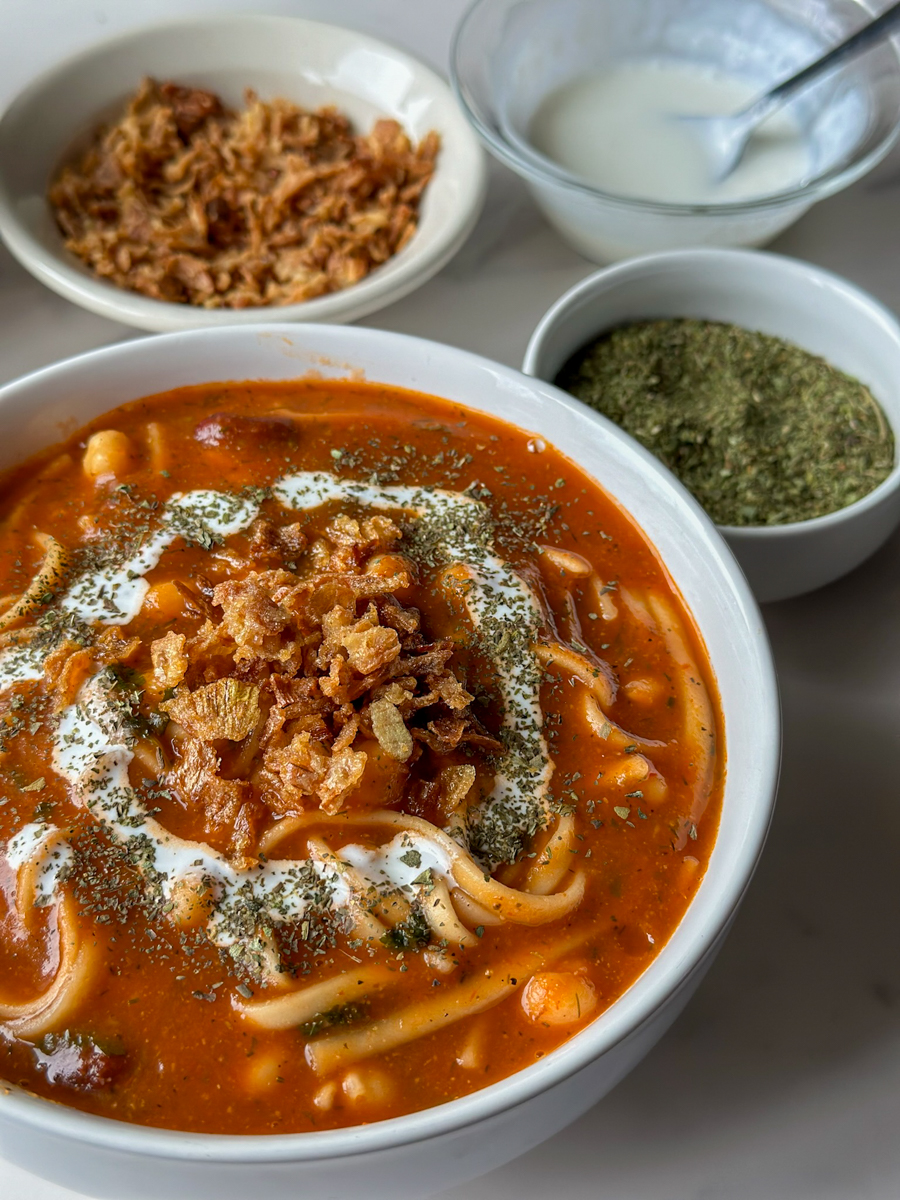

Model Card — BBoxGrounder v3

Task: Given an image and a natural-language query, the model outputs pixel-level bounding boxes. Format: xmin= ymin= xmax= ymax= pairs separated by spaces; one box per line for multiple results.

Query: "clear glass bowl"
xmin=451 ymin=0 xmax=900 ymax=261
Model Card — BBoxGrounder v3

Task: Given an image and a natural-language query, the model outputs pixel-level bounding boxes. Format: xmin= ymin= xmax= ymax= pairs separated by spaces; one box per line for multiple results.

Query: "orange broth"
xmin=0 ymin=380 xmax=723 ymax=1133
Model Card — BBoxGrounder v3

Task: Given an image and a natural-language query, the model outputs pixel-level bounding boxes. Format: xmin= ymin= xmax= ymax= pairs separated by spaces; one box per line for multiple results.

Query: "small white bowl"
xmin=0 ymin=15 xmax=487 ymax=333
xmin=523 ymin=249 xmax=900 ymax=604
xmin=0 ymin=324 xmax=778 ymax=1200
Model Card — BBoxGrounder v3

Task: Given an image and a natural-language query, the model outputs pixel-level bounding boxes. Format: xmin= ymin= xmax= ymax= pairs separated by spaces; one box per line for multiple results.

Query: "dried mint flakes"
xmin=555 ymin=318 xmax=894 ymax=526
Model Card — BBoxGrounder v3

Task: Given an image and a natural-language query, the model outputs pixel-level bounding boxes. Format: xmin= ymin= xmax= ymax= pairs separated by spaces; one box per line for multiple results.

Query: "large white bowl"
xmin=523 ymin=249 xmax=900 ymax=604
xmin=0 ymin=16 xmax=487 ymax=332
xmin=0 ymin=326 xmax=779 ymax=1200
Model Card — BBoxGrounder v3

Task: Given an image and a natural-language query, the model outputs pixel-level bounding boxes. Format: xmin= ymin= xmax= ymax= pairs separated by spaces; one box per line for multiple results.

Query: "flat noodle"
xmin=257 ymin=813 xmax=327 ymax=857
xmin=559 ymin=589 xmax=582 ymax=644
xmin=238 ymin=965 xmax=396 ymax=1031
xmin=582 ymin=692 xmax=665 ymax=753
xmin=307 ymin=836 xmax=391 ymax=941
xmin=131 ymin=735 xmax=165 ymax=776
xmin=538 ymin=546 xmax=592 ymax=577
xmin=0 ymin=493 xmax=35 ymax=540
xmin=261 ymin=809 xmax=584 ymax=930
xmin=0 ymin=623 xmax=39 ymax=651
xmin=145 ymin=422 xmax=167 ymax=475
xmin=37 ymin=455 xmax=74 ymax=484
xmin=307 ymin=969 xmax=518 ymax=1077
xmin=334 ymin=811 xmax=585 ymax=925
xmin=0 ymin=536 xmax=69 ymax=632
xmin=523 ymin=812 xmax=576 ymax=896
xmin=253 ymin=931 xmax=287 ymax=990
xmin=643 ymin=591 xmax=716 ymax=842
xmin=305 ymin=926 xmax=594 ymax=1076
xmin=534 ymin=640 xmax=616 ymax=710
xmin=455 ymin=1018 xmax=487 ymax=1070
xmin=449 ymin=888 xmax=504 ymax=927
xmin=14 ymin=835 xmax=65 ymax=931
xmin=617 ymin=584 xmax=655 ymax=629
xmin=421 ymin=878 xmax=474 ymax=947
xmin=311 ymin=835 xmax=413 ymax=931
xmin=587 ymin=572 xmax=619 ymax=622
xmin=0 ymin=894 xmax=97 ymax=1038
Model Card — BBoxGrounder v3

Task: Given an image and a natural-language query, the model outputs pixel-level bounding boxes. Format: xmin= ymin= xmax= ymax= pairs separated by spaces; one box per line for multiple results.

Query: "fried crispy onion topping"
xmin=48 ymin=78 xmax=439 ymax=310
xmin=137 ymin=510 xmax=500 ymax=856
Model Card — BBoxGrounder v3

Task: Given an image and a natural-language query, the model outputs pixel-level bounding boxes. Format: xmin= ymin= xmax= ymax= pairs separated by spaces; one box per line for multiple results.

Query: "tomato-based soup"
xmin=0 ymin=381 xmax=722 ymax=1133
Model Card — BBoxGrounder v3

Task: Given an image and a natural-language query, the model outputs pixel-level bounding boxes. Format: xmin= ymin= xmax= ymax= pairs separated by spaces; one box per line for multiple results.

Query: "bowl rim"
xmin=522 ymin=245 xmax=900 ymax=536
xmin=0 ymin=13 xmax=487 ymax=332
xmin=0 ymin=323 xmax=780 ymax=1163
xmin=450 ymin=0 xmax=900 ymax=216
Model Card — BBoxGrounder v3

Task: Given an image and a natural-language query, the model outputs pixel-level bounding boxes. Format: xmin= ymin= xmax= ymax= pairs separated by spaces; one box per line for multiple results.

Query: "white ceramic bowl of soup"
xmin=0 ymin=15 xmax=486 ymax=332
xmin=523 ymin=248 xmax=900 ymax=604
xmin=0 ymin=325 xmax=778 ymax=1200
xmin=451 ymin=0 xmax=900 ymax=262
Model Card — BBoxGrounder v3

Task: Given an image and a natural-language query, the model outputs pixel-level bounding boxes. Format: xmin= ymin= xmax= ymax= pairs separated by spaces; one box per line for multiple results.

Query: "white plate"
xmin=0 ymin=14 xmax=487 ymax=332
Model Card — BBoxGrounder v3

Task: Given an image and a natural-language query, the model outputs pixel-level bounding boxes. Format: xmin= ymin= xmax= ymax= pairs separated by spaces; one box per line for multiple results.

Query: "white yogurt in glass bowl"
xmin=529 ymin=62 xmax=810 ymax=205
xmin=451 ymin=0 xmax=900 ymax=261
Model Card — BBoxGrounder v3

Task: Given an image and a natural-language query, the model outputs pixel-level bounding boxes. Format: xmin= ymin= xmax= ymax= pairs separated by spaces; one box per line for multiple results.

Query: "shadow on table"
xmin=0 ymin=242 xmax=131 ymax=385
xmin=443 ymin=524 xmax=900 ymax=1200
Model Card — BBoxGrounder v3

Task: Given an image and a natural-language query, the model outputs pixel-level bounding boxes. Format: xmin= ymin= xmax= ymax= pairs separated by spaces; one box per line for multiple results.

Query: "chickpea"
xmin=677 ymin=854 xmax=701 ymax=894
xmin=82 ymin=429 xmax=138 ymax=481
xmin=341 ymin=1065 xmax=395 ymax=1106
xmin=640 ymin=773 xmax=668 ymax=805
xmin=521 ymin=971 xmax=598 ymax=1026
xmin=245 ymin=1051 xmax=285 ymax=1093
xmin=313 ymin=1081 xmax=337 ymax=1111
xmin=605 ymin=754 xmax=651 ymax=790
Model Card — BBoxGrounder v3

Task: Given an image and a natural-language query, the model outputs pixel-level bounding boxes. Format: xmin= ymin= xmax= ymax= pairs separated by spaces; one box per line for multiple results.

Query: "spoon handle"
xmin=763 ymin=1 xmax=900 ymax=110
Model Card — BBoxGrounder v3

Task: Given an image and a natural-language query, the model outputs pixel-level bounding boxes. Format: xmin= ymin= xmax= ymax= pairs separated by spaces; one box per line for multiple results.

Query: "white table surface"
xmin=2 ymin=2 xmax=900 ymax=1198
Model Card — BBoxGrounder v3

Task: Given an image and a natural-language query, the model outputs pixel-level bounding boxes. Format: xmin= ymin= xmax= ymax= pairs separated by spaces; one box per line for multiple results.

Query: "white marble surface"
xmin=2 ymin=2 xmax=900 ymax=1198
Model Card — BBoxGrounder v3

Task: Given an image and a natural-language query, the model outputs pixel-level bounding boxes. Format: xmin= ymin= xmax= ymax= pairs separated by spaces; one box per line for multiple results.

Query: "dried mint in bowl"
xmin=555 ymin=318 xmax=895 ymax=526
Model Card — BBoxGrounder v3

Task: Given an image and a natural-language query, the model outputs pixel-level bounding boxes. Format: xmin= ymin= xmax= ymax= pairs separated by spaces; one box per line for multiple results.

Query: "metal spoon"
xmin=683 ymin=0 xmax=900 ymax=181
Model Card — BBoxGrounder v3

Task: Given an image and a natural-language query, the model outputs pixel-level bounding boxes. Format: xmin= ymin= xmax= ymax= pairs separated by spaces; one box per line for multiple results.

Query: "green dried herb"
xmin=299 ymin=1002 xmax=366 ymax=1040
xmin=556 ymin=319 xmax=894 ymax=526
xmin=380 ymin=906 xmax=431 ymax=951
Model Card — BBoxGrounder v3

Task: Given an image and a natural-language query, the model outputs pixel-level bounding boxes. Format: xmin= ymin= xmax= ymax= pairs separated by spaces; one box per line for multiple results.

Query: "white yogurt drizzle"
xmin=6 ymin=822 xmax=73 ymax=908
xmin=62 ymin=491 xmax=258 ymax=625
xmin=0 ymin=472 xmax=553 ymax=950
xmin=337 ymin=834 xmax=454 ymax=893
